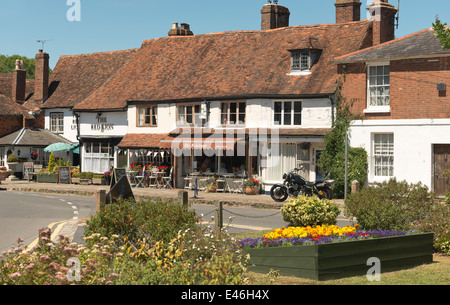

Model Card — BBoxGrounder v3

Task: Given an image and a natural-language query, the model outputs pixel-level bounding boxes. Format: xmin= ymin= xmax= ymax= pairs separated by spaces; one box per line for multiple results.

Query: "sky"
xmin=1 ymin=0 xmax=449 ymax=69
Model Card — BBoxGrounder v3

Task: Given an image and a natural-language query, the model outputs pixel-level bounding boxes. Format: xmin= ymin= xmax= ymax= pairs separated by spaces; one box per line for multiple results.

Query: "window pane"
xmin=186 ymin=106 xmax=193 ymax=124
xmin=221 ymin=103 xmax=228 ymax=124
xmin=229 ymin=103 xmax=237 ymax=124
xmin=152 ymin=106 xmax=157 ymax=126
xmin=238 ymin=103 xmax=246 ymax=124
xmin=294 ymin=102 xmax=302 ymax=113
xmin=138 ymin=108 xmax=144 ymax=125
xmin=177 ymin=106 xmax=185 ymax=122
xmin=294 ymin=113 xmax=302 ymax=125
xmin=284 ymin=102 xmax=292 ymax=125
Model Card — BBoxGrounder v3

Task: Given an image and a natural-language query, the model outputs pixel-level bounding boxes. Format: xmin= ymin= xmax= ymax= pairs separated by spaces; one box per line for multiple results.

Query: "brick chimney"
xmin=335 ymin=0 xmax=361 ymax=24
xmin=34 ymin=49 xmax=49 ymax=103
xmin=168 ymin=23 xmax=194 ymax=36
xmin=11 ymin=60 xmax=26 ymax=104
xmin=368 ymin=0 xmax=398 ymax=45
xmin=261 ymin=2 xmax=290 ymax=30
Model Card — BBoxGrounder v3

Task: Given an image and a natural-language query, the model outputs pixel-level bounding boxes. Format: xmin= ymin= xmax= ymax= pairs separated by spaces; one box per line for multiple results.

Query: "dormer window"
xmin=288 ymin=49 xmax=321 ymax=76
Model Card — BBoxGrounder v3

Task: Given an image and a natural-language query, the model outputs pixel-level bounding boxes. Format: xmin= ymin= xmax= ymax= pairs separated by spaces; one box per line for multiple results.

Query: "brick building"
xmin=336 ymin=28 xmax=450 ymax=196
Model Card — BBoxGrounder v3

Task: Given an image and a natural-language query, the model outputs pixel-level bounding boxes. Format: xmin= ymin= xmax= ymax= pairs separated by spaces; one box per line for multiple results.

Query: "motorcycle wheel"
xmin=270 ymin=185 xmax=289 ymax=202
xmin=317 ymin=188 xmax=332 ymax=200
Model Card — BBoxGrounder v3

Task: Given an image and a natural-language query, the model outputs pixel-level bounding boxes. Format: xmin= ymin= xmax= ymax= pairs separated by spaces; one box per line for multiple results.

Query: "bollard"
xmin=96 ymin=189 xmax=106 ymax=213
xmin=352 ymin=180 xmax=360 ymax=193
xmin=214 ymin=201 xmax=223 ymax=235
xmin=178 ymin=190 xmax=189 ymax=210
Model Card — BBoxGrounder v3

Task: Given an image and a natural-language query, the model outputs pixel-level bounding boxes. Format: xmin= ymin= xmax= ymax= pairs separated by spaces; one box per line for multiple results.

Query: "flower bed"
xmin=239 ymin=225 xmax=434 ymax=281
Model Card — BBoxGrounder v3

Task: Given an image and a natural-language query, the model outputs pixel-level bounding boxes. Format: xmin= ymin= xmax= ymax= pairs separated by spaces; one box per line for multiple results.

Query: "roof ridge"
xmin=59 ymin=48 xmax=139 ymax=59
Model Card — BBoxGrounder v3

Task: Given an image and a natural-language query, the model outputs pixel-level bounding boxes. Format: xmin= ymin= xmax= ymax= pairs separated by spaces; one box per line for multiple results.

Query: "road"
xmin=0 ymin=191 xmax=96 ymax=253
xmin=1 ymin=191 xmax=353 ymax=252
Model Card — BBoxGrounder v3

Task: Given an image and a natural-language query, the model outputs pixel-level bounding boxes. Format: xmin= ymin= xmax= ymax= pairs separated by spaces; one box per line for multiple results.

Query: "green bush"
xmin=345 ymin=178 xmax=435 ymax=231
xmin=281 ymin=195 xmax=341 ymax=227
xmin=79 ymin=172 xmax=94 ymax=179
xmin=84 ymin=198 xmax=198 ymax=244
xmin=6 ymin=153 xmax=18 ymax=163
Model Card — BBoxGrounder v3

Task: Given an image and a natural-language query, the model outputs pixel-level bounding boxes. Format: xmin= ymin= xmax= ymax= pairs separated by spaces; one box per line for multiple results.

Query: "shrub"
xmin=345 ymin=178 xmax=435 ymax=232
xmin=6 ymin=153 xmax=18 ymax=163
xmin=84 ymin=198 xmax=198 ymax=244
xmin=48 ymin=152 xmax=56 ymax=172
xmin=281 ymin=195 xmax=340 ymax=227
xmin=79 ymin=172 xmax=94 ymax=179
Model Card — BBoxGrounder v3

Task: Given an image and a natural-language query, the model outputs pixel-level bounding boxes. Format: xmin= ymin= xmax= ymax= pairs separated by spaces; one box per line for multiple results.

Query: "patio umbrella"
xmin=44 ymin=142 xmax=75 ymax=153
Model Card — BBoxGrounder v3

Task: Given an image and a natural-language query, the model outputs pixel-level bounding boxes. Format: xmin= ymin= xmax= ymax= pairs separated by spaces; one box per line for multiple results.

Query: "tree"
xmin=0 ymin=54 xmax=52 ymax=79
xmin=318 ymin=81 xmax=368 ymax=199
xmin=432 ymin=17 xmax=450 ymax=50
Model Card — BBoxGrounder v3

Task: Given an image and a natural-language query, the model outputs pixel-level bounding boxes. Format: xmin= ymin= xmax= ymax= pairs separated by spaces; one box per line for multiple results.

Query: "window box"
xmin=245 ymin=233 xmax=433 ymax=281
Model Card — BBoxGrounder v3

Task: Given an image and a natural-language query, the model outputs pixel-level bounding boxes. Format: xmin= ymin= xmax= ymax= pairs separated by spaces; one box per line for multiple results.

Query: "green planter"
xmin=245 ymin=233 xmax=434 ymax=281
xmin=37 ymin=173 xmax=59 ymax=183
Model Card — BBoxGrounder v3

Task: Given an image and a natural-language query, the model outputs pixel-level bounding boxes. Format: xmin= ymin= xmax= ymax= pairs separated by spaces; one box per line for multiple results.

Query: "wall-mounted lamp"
xmin=96 ymin=112 xmax=103 ymax=119
xmin=17 ymin=149 xmax=21 ymax=156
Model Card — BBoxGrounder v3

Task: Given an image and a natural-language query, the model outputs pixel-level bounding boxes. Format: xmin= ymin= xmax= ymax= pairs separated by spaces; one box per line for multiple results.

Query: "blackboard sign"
xmin=23 ymin=163 xmax=34 ymax=180
xmin=58 ymin=167 xmax=71 ymax=184
xmin=110 ymin=168 xmax=127 ymax=187
xmin=106 ymin=175 xmax=134 ymax=204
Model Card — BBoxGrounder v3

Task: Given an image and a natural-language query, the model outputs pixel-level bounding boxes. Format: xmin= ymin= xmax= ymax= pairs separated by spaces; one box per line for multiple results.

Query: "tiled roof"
xmin=73 ymin=21 xmax=372 ymax=111
xmin=0 ymin=127 xmax=73 ymax=146
xmin=0 ymin=73 xmax=36 ymax=116
xmin=41 ymin=48 xmax=139 ymax=110
xmin=118 ymin=133 xmax=173 ymax=149
xmin=335 ymin=28 xmax=450 ymax=63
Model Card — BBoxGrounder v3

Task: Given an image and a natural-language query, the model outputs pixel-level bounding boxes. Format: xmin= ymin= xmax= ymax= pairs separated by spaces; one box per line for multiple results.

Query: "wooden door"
xmin=434 ymin=145 xmax=450 ymax=197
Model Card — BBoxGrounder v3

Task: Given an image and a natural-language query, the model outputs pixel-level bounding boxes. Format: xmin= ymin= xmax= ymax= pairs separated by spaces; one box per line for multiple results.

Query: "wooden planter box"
xmin=71 ymin=177 xmax=80 ymax=184
xmin=93 ymin=177 xmax=105 ymax=185
xmin=245 ymin=233 xmax=434 ymax=281
xmin=37 ymin=173 xmax=59 ymax=183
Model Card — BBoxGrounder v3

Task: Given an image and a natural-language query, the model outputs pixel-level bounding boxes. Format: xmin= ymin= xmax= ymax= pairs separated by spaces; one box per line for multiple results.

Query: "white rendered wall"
xmin=44 ymin=108 xmax=78 ymax=143
xmin=349 ymin=118 xmax=450 ymax=190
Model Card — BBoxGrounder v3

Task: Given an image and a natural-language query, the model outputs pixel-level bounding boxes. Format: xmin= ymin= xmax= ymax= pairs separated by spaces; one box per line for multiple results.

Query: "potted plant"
xmin=30 ymin=152 xmax=38 ymax=161
xmin=243 ymin=177 xmax=260 ymax=195
xmin=205 ymin=175 xmax=218 ymax=193
xmin=79 ymin=172 xmax=94 ymax=185
xmin=104 ymin=170 xmax=112 ymax=185
xmin=0 ymin=167 xmax=11 ymax=181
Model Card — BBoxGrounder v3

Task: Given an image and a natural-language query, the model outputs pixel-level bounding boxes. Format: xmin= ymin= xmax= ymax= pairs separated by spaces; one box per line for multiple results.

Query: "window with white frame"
xmin=83 ymin=142 xmax=115 ymax=173
xmin=373 ymin=133 xmax=394 ymax=177
xmin=274 ymin=101 xmax=302 ymax=126
xmin=368 ymin=65 xmax=390 ymax=108
xmin=50 ymin=112 xmax=64 ymax=134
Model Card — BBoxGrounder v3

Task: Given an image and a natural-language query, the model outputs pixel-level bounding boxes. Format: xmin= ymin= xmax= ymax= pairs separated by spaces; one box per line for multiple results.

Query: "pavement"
xmin=0 ymin=179 xmax=347 ymax=247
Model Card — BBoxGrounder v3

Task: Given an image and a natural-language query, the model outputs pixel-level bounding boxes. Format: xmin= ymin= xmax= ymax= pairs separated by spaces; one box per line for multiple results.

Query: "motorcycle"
xmin=270 ymin=167 xmax=334 ymax=202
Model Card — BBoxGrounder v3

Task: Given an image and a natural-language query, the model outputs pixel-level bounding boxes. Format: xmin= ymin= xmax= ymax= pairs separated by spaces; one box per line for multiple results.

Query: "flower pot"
xmin=245 ymin=187 xmax=258 ymax=195
xmin=0 ymin=171 xmax=10 ymax=181
xmin=206 ymin=185 xmax=217 ymax=193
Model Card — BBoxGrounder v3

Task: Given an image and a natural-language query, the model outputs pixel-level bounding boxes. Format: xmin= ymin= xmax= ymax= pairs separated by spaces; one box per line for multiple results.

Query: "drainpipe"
xmin=74 ymin=112 xmax=82 ymax=172
xmin=329 ymin=94 xmax=335 ymax=127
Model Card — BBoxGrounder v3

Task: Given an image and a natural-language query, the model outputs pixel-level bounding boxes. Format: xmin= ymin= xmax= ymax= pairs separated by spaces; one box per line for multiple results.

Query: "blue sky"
xmin=1 ymin=0 xmax=449 ymax=69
